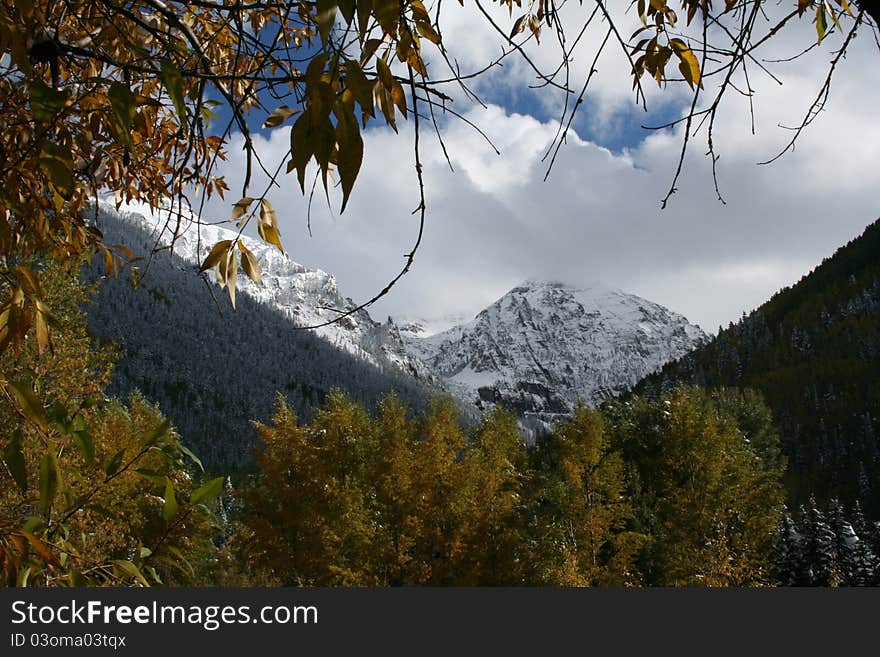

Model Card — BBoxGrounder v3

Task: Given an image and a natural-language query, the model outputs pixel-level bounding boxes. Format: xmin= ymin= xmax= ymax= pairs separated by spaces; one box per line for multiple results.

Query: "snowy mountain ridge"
xmin=95 ymin=198 xmax=430 ymax=379
xmin=389 ymin=312 xmax=473 ymax=339
xmin=398 ymin=280 xmax=708 ymax=430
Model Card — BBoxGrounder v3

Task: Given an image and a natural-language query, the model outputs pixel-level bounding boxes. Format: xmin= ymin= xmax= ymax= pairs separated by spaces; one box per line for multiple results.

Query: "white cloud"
xmin=203 ymin=10 xmax=880 ymax=334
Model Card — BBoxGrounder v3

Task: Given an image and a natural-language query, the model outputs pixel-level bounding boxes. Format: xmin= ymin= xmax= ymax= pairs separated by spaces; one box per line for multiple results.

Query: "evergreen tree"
xmin=827 ymin=499 xmax=859 ymax=585
xmin=847 ymin=503 xmax=879 ymax=586
xmin=796 ymin=498 xmax=837 ymax=586
xmin=774 ymin=507 xmax=802 ymax=587
xmin=635 ymin=220 xmax=880 ymax=519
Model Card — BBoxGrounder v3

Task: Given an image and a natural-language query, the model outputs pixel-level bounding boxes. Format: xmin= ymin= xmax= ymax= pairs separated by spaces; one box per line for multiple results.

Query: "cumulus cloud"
xmin=203 ymin=8 xmax=880 ymax=333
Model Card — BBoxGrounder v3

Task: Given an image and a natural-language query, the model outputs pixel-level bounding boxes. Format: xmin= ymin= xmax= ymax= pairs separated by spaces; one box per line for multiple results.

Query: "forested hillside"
xmin=84 ymin=214 xmax=434 ymax=469
xmin=636 ymin=219 xmax=880 ymax=518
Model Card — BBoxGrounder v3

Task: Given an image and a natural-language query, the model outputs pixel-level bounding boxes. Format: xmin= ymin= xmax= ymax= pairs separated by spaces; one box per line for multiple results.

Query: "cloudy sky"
xmin=204 ymin=4 xmax=880 ymax=334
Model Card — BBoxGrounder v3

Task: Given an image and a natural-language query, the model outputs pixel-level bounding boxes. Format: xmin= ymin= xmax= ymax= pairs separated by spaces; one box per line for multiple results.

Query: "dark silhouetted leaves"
xmin=163 ymin=478 xmax=178 ymax=522
xmin=38 ymin=452 xmax=59 ymax=514
xmin=3 ymin=429 xmax=27 ymax=494
xmin=27 ymin=80 xmax=68 ymax=123
xmin=108 ymin=82 xmax=137 ymax=150
xmin=335 ymin=102 xmax=363 ymax=212
xmin=159 ymin=59 xmax=186 ymax=127
xmin=6 ymin=380 xmax=49 ymax=434
xmin=104 ymin=447 xmax=126 ymax=477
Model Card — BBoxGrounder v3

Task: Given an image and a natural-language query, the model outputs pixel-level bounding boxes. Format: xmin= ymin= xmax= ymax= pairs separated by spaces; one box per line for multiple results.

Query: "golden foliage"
xmin=0 ymin=0 xmax=450 ymax=329
xmin=241 ymin=387 xmax=785 ymax=587
xmin=243 ymin=392 xmax=530 ymax=586
xmin=0 ymin=260 xmax=216 ymax=586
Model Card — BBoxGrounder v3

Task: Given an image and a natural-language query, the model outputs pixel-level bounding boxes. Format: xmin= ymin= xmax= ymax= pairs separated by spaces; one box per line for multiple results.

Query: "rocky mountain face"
xmin=395 ymin=281 xmax=707 ymax=432
xmin=99 ymin=199 xmax=431 ymax=380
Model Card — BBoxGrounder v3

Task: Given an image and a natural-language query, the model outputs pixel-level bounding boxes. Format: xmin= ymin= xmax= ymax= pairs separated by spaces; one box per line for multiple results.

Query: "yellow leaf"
xmin=360 ymin=38 xmax=382 ymax=66
xmin=260 ymin=198 xmax=277 ymax=229
xmin=671 ymin=39 xmax=701 ymax=90
xmin=34 ymin=308 xmax=49 ymax=355
xmin=20 ymin=531 xmax=60 ymax=567
xmin=815 ymin=3 xmax=828 ymax=44
xmin=417 ymin=22 xmax=442 ymax=46
xmin=13 ymin=265 xmax=43 ymax=296
xmin=238 ymin=241 xmax=263 ymax=285
xmin=257 ymin=221 xmax=284 ymax=254
xmin=376 ymin=57 xmax=394 ymax=91
xmin=215 ymin=248 xmax=228 ymax=289
xmin=262 ymin=106 xmax=302 ymax=129
xmin=390 ymin=80 xmax=407 ymax=117
xmin=407 ymin=52 xmax=427 ymax=77
xmin=528 ymin=15 xmax=542 ymax=43
xmin=258 ymin=199 xmax=284 ymax=253
xmin=374 ymin=84 xmax=397 ymax=132
xmin=411 ymin=0 xmax=431 ymax=23
xmin=230 ymin=197 xmax=255 ymax=225
xmin=226 ymin=248 xmax=238 ymax=309
xmin=199 ymin=239 xmax=233 ymax=272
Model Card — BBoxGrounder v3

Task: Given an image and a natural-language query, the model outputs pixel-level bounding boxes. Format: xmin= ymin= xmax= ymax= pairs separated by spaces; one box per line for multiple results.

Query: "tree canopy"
xmin=238 ymin=386 xmax=785 ymax=586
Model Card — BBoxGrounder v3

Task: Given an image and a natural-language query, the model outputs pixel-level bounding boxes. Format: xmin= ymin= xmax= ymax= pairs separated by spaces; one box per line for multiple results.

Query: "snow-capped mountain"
xmin=399 ymin=280 xmax=707 ymax=427
xmin=91 ymin=200 xmax=707 ymax=442
xmin=389 ymin=313 xmax=472 ymax=339
xmin=96 ymin=198 xmax=431 ymax=379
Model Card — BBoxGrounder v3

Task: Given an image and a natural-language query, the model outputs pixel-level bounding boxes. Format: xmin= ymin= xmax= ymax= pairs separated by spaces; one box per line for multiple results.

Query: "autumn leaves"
xmin=199 ymin=198 xmax=280 ymax=309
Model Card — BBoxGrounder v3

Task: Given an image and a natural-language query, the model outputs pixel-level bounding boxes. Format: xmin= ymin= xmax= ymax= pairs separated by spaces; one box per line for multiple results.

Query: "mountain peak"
xmin=403 ymin=280 xmax=707 ymax=431
xmin=511 ymin=279 xmax=611 ymax=294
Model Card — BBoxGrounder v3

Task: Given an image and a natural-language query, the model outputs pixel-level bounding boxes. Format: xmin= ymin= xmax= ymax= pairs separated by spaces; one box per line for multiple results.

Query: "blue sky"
xmin=201 ymin=5 xmax=880 ymax=333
